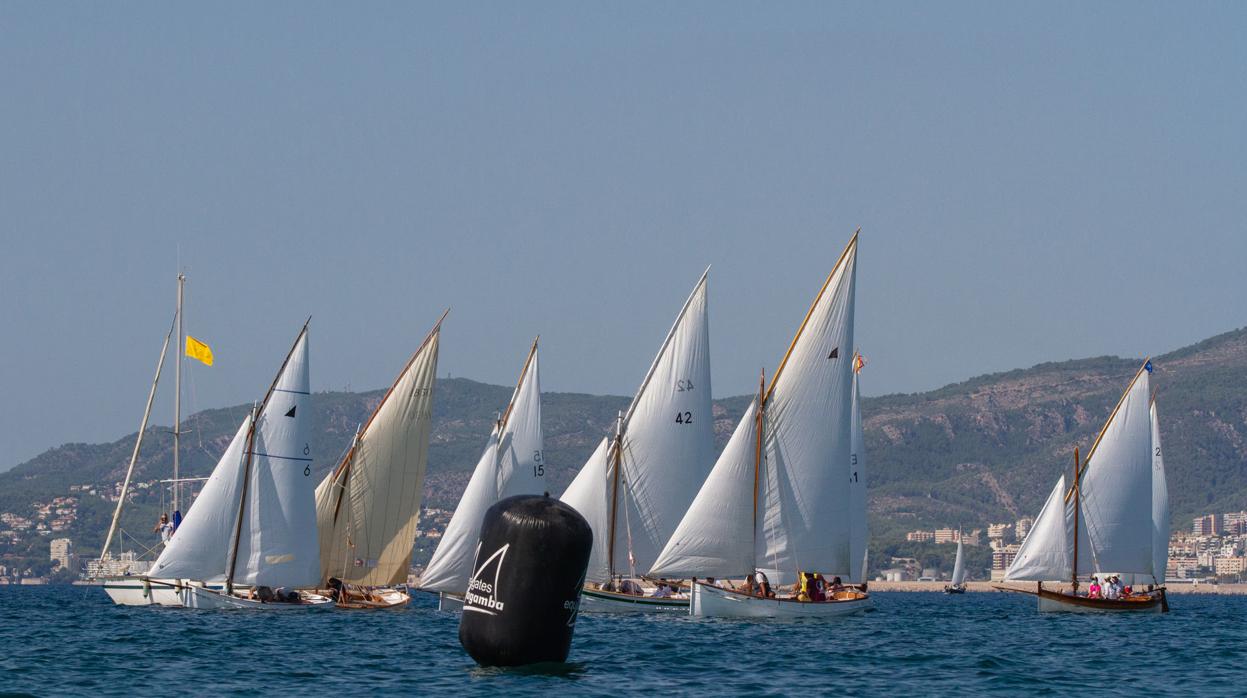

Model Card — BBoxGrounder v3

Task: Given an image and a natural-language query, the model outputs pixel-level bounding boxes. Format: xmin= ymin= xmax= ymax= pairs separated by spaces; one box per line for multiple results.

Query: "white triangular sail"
xmin=420 ymin=342 xmax=544 ymax=593
xmin=316 ymin=322 xmax=441 ymax=586
xmin=1150 ymin=401 xmax=1169 ymax=584
xmin=654 ymin=234 xmax=859 ymax=587
xmin=757 ymin=236 xmax=857 ymax=584
xmin=560 ymin=438 xmax=612 ymax=583
xmin=233 ymin=329 xmax=318 ymax=588
xmin=561 ymin=271 xmax=713 ymax=578
xmin=650 ymin=400 xmax=760 ymax=579
xmin=1005 ymin=476 xmax=1071 ymax=582
xmin=1078 ymin=367 xmax=1153 ymax=577
xmin=148 ymin=413 xmax=253 ymax=581
xmin=951 ymin=535 xmax=966 ymax=586
xmin=848 ymin=369 xmax=868 ymax=584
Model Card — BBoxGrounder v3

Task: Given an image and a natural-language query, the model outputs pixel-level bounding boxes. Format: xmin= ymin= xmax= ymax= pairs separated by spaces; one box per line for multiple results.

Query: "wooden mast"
xmin=499 ymin=336 xmax=539 ymax=431
xmin=173 ymin=273 xmax=184 ymax=516
xmin=606 ymin=411 xmax=624 ymax=582
xmin=751 ymin=368 xmax=766 ymax=580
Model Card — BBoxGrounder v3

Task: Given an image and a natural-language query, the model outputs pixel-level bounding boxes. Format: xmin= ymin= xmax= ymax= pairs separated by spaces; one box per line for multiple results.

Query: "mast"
xmin=752 ymin=368 xmax=765 ymax=573
xmin=499 ymin=336 xmax=539 ymax=431
xmin=100 ymin=315 xmax=175 ymax=563
xmin=173 ymin=273 xmax=184 ymax=516
xmin=606 ymin=410 xmax=623 ymax=580
xmin=226 ymin=320 xmax=310 ymax=593
xmin=1071 ymin=447 xmax=1080 ymax=590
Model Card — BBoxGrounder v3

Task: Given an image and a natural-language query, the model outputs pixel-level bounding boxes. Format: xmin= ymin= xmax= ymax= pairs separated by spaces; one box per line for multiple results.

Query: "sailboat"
xmin=314 ymin=313 xmax=445 ymax=609
xmin=101 ymin=274 xmax=220 ymax=606
xmin=945 ymin=530 xmax=966 ymax=593
xmin=146 ymin=321 xmax=332 ymax=609
xmin=418 ymin=337 xmax=543 ymax=611
xmin=1000 ymin=360 xmax=1169 ymax=613
xmin=561 ymin=270 xmax=714 ymax=612
xmin=651 ymin=232 xmax=872 ymax=618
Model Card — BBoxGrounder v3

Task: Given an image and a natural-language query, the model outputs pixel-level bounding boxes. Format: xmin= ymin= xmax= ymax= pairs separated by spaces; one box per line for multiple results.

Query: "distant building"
xmin=962 ymin=529 xmax=982 ymax=547
xmin=934 ymin=528 xmax=958 ymax=544
xmin=1015 ymin=517 xmax=1034 ymax=540
xmin=1214 ymin=557 xmax=1246 ymax=577
xmin=990 ymin=543 xmax=1021 ymax=580
xmin=906 ymin=530 xmax=934 ymax=542
xmin=987 ymin=523 xmax=1011 ymax=540
xmin=1224 ymin=511 xmax=1247 ymax=535
xmin=1193 ymin=514 xmax=1222 ymax=536
xmin=50 ymin=538 xmax=74 ymax=571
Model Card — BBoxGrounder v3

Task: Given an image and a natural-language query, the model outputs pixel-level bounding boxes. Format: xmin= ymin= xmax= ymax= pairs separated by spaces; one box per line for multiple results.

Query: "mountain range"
xmin=4 ymin=325 xmax=1246 ymax=569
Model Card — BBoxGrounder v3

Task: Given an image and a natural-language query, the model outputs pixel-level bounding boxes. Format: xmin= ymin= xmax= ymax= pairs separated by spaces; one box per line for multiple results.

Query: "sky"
xmin=2 ymin=2 xmax=1245 ymax=468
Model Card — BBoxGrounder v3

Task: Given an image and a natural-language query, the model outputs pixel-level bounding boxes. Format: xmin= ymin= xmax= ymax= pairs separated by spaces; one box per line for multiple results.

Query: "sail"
xmin=848 ymin=370 xmax=868 ymax=584
xmin=560 ymin=438 xmax=613 ymax=583
xmin=615 ymin=271 xmax=714 ymax=576
xmin=1151 ymin=402 xmax=1169 ymax=584
xmin=233 ymin=329 xmax=319 ymax=588
xmin=421 ymin=342 xmax=544 ymax=593
xmin=316 ymin=326 xmax=440 ymax=586
xmin=757 ymin=235 xmax=857 ymax=584
xmin=650 ymin=400 xmax=761 ymax=579
xmin=418 ymin=430 xmax=500 ymax=592
xmin=1005 ymin=476 xmax=1070 ymax=581
xmin=148 ymin=414 xmax=252 ymax=581
xmin=951 ymin=536 xmax=966 ymax=586
xmin=1077 ymin=366 xmax=1153 ymax=577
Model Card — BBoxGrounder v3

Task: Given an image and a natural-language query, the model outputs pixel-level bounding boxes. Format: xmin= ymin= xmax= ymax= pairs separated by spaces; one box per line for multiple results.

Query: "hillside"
xmin=3 ymin=326 xmax=1246 ymax=573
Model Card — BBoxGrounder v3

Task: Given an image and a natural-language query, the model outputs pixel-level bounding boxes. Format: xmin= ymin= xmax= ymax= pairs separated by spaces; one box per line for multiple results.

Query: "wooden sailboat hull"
xmin=690 ymin=581 xmax=872 ymax=618
xmin=179 ymin=585 xmax=333 ymax=610
xmin=944 ymin=585 xmax=966 ymax=595
xmin=101 ymin=577 xmax=185 ymax=606
xmin=579 ymin=586 xmax=689 ymax=613
xmin=1036 ymin=587 xmax=1167 ymax=613
xmin=334 ymin=588 xmax=410 ymax=610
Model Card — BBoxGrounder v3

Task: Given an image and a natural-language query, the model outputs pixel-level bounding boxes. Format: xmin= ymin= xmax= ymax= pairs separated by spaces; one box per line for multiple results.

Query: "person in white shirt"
xmin=153 ymin=513 xmax=174 ymax=545
xmin=1104 ymin=576 xmax=1122 ymax=600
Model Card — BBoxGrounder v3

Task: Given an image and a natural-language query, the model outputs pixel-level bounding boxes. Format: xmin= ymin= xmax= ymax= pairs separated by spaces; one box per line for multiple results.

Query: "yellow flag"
xmin=185 ymin=336 xmax=214 ymax=366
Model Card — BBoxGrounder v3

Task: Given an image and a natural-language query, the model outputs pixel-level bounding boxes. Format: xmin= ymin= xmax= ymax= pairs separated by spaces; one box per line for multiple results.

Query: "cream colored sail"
xmin=315 ymin=318 xmax=441 ymax=586
xmin=560 ymin=438 xmax=613 ymax=583
xmin=420 ymin=341 xmax=544 ymax=593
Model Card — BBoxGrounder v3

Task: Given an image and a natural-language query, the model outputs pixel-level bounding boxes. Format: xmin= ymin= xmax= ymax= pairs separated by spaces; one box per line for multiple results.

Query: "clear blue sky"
xmin=2 ymin=2 xmax=1244 ymax=468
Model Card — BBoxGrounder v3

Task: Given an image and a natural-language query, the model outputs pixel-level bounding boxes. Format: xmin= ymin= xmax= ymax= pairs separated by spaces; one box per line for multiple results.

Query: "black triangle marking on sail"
xmin=285 ymin=405 xmax=297 ymax=418
xmin=828 ymin=347 xmax=840 ymax=359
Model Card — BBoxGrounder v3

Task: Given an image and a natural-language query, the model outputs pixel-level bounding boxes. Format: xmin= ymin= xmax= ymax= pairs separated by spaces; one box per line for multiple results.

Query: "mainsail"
xmin=419 ymin=340 xmax=544 ymax=594
xmin=951 ymin=534 xmax=966 ymax=586
xmin=848 ymin=365 xmax=868 ymax=585
xmin=151 ymin=323 xmax=318 ymax=589
xmin=315 ymin=315 xmax=443 ymax=586
xmin=1006 ymin=362 xmax=1158 ymax=583
xmin=653 ymin=233 xmax=858 ymax=586
xmin=561 ymin=270 xmax=713 ymax=582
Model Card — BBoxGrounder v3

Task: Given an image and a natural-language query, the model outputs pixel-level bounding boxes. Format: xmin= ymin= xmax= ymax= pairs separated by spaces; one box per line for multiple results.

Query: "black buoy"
xmin=458 ymin=494 xmax=592 ymax=667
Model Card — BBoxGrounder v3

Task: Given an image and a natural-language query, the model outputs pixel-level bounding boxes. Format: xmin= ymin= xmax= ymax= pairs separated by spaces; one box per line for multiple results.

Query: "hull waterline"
xmin=579 ymin=586 xmax=689 ymax=613
xmin=690 ymin=582 xmax=872 ymax=618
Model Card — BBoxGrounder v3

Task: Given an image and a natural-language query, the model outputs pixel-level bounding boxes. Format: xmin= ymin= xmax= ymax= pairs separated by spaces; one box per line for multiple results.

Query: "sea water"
xmin=1 ymin=586 xmax=1243 ymax=695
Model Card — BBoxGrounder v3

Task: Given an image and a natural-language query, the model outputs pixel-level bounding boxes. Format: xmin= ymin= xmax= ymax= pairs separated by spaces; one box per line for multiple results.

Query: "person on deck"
xmin=1104 ymin=576 xmax=1122 ymax=600
xmin=652 ymin=583 xmax=672 ymax=598
xmin=1087 ymin=576 xmax=1102 ymax=599
xmin=153 ymin=513 xmax=174 ymax=545
xmin=754 ymin=570 xmax=774 ymax=598
xmin=829 ymin=576 xmax=845 ymax=594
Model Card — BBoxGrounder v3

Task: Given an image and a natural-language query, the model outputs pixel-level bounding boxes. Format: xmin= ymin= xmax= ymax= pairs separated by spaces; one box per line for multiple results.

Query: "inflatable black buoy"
xmin=458 ymin=494 xmax=592 ymax=667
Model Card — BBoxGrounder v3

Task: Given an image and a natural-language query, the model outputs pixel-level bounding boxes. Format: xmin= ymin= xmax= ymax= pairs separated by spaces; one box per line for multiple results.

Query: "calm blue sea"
xmin=1 ymin=586 xmax=1244 ymax=696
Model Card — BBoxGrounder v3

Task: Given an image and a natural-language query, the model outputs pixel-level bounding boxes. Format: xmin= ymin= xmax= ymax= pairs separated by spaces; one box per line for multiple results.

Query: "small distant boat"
xmin=314 ymin=312 xmax=446 ymax=609
xmin=146 ymin=322 xmax=329 ymax=609
xmin=419 ymin=337 xmax=545 ymax=610
xmin=561 ymin=270 xmax=714 ymax=613
xmin=998 ymin=361 xmax=1169 ymax=613
xmin=651 ymin=232 xmax=872 ymax=618
xmin=944 ymin=532 xmax=966 ymax=594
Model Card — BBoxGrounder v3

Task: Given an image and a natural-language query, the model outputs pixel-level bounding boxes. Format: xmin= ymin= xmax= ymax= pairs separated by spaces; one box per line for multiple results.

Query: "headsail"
xmin=1005 ymin=476 xmax=1072 ymax=582
xmin=233 ymin=326 xmax=318 ymax=588
xmin=315 ymin=316 xmax=442 ymax=586
xmin=848 ymin=366 xmax=868 ymax=584
xmin=148 ymin=413 xmax=253 ymax=581
xmin=561 ymin=270 xmax=713 ymax=578
xmin=420 ymin=341 xmax=544 ymax=593
xmin=560 ymin=438 xmax=612 ymax=583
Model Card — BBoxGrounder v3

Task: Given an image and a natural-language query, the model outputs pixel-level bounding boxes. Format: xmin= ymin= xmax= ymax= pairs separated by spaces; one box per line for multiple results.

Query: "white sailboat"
xmin=314 ymin=313 xmax=445 ymax=609
xmin=1001 ymin=361 xmax=1169 ymax=613
xmin=945 ymin=531 xmax=966 ymax=593
xmin=651 ymin=232 xmax=871 ymax=618
xmin=561 ymin=270 xmax=714 ymax=612
xmin=419 ymin=337 xmax=544 ymax=611
xmin=147 ymin=321 xmax=331 ymax=609
xmin=102 ymin=274 xmax=220 ymax=606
